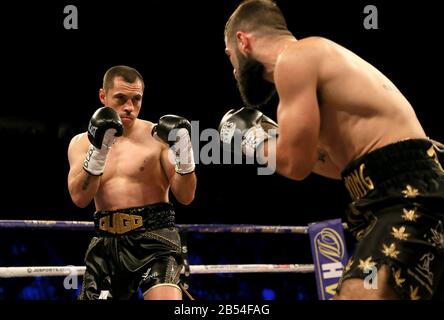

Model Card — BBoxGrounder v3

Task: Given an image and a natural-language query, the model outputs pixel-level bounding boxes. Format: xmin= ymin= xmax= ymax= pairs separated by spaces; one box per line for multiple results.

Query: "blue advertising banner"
xmin=308 ymin=219 xmax=348 ymax=300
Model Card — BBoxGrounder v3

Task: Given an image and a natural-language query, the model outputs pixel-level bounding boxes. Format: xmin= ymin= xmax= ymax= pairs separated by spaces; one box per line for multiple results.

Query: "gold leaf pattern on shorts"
xmin=344 ymin=258 xmax=354 ymax=273
xmin=410 ymin=285 xmax=421 ymax=300
xmin=391 ymin=226 xmax=410 ymax=240
xmin=402 ymin=208 xmax=420 ymax=222
xmin=402 ymin=185 xmax=419 ymax=198
xmin=358 ymin=257 xmax=376 ymax=271
xmin=393 ymin=268 xmax=405 ymax=287
xmin=382 ymin=243 xmax=400 ymax=258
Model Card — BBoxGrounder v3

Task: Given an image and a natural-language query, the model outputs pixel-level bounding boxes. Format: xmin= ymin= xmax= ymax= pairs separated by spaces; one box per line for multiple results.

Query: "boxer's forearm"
xmin=68 ymin=169 xmax=100 ymax=208
xmin=260 ymin=139 xmax=315 ymax=180
xmin=170 ymin=172 xmax=196 ymax=205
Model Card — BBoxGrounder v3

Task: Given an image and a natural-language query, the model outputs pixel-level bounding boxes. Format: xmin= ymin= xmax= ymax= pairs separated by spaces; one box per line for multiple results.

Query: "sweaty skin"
xmin=68 ymin=77 xmax=196 ymax=210
xmin=68 ymin=75 xmax=195 ymax=300
xmin=226 ymin=36 xmax=426 ymax=180
xmin=70 ymin=120 xmax=172 ymax=210
xmin=301 ymin=37 xmax=425 ymax=179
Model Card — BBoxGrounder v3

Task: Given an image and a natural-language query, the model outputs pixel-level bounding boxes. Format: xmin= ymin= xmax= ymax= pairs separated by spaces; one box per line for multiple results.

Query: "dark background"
xmin=0 ymin=0 xmax=442 ymax=300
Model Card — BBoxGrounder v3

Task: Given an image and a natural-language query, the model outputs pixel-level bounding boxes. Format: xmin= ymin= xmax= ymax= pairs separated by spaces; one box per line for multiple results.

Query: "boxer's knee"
xmin=335 ymin=265 xmax=400 ymax=300
xmin=143 ymin=283 xmax=182 ymax=300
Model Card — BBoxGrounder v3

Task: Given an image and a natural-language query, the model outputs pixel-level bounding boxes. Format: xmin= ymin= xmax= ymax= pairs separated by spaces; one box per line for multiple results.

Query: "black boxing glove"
xmin=218 ymin=107 xmax=278 ymax=157
xmin=83 ymin=107 xmax=123 ymax=175
xmin=152 ymin=115 xmax=195 ymax=175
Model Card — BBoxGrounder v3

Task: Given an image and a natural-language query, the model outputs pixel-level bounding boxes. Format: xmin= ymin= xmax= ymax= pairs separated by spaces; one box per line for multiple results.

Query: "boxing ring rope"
xmin=0 ymin=220 xmax=322 ymax=233
xmin=0 ymin=264 xmax=314 ymax=278
xmin=0 ymin=219 xmax=319 ymax=278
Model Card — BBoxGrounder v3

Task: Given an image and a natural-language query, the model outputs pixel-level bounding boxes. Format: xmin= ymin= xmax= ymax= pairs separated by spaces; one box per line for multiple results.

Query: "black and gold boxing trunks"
xmin=338 ymin=139 xmax=444 ymax=300
xmin=78 ymin=202 xmax=183 ymax=300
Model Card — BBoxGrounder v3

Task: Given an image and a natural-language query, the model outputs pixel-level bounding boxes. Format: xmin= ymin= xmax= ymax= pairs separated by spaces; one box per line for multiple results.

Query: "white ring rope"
xmin=0 ymin=264 xmax=314 ymax=278
xmin=0 ymin=220 xmax=321 ymax=281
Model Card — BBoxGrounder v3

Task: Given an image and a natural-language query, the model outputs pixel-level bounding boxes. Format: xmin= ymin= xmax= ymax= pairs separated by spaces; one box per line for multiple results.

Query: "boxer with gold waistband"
xmin=219 ymin=0 xmax=444 ymax=299
xmin=67 ymin=65 xmax=196 ymax=300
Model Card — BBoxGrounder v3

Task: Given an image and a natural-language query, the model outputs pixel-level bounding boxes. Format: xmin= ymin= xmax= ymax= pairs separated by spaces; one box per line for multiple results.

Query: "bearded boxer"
xmin=219 ymin=0 xmax=444 ymax=299
xmin=67 ymin=65 xmax=196 ymax=300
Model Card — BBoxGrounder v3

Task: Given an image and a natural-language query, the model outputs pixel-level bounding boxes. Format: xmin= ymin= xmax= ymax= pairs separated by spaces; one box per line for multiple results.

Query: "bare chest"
xmin=102 ymin=137 xmax=163 ymax=181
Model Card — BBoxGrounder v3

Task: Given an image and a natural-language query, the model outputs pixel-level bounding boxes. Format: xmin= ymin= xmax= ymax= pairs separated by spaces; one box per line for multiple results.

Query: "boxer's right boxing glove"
xmin=218 ymin=107 xmax=278 ymax=157
xmin=83 ymin=107 xmax=123 ymax=175
xmin=152 ymin=115 xmax=195 ymax=175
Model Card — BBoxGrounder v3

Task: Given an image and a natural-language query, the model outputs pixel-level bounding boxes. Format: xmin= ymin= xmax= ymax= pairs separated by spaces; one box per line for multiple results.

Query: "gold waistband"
xmin=344 ymin=142 xmax=444 ymax=201
xmin=98 ymin=213 xmax=143 ymax=235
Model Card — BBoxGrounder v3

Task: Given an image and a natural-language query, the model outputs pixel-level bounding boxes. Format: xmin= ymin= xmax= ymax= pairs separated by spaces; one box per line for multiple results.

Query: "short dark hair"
xmin=103 ymin=65 xmax=144 ymax=92
xmin=224 ymin=0 xmax=290 ymax=44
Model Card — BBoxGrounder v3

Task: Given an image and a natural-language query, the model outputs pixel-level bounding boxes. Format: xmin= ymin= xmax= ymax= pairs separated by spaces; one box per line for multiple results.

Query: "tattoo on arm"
xmin=81 ymin=174 xmax=91 ymax=191
xmin=318 ymin=151 xmax=326 ymax=163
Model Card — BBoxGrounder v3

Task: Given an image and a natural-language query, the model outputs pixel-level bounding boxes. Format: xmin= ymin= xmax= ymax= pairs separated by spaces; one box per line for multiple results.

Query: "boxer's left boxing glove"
xmin=83 ymin=107 xmax=123 ymax=175
xmin=218 ymin=107 xmax=278 ymax=157
xmin=152 ymin=115 xmax=195 ymax=175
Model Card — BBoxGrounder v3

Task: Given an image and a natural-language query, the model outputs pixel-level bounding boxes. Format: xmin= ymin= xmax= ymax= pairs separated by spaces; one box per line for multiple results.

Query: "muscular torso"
xmin=291 ymin=37 xmax=426 ymax=179
xmin=80 ymin=120 xmax=170 ymax=210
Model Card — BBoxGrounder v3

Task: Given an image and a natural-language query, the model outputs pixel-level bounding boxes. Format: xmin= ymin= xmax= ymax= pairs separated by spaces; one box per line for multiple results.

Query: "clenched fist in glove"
xmin=218 ymin=107 xmax=278 ymax=158
xmin=152 ymin=115 xmax=195 ymax=175
xmin=83 ymin=107 xmax=123 ymax=175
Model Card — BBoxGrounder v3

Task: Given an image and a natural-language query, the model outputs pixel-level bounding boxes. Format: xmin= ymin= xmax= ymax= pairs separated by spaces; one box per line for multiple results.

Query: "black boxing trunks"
xmin=78 ymin=202 xmax=183 ymax=300
xmin=338 ymin=139 xmax=444 ymax=300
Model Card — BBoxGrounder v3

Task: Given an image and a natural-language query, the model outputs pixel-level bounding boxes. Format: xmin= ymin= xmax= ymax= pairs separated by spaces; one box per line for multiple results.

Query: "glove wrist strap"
xmin=83 ymin=144 xmax=109 ymax=176
xmin=169 ymin=129 xmax=195 ymax=175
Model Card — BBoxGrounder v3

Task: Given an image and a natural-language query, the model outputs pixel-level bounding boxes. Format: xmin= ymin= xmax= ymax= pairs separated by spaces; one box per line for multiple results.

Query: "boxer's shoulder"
xmin=134 ymin=119 xmax=154 ymax=131
xmin=69 ymin=132 xmax=88 ymax=148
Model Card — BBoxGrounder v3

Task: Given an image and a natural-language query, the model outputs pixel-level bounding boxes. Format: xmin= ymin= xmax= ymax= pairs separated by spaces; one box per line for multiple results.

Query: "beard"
xmin=236 ymin=53 xmax=276 ymax=108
